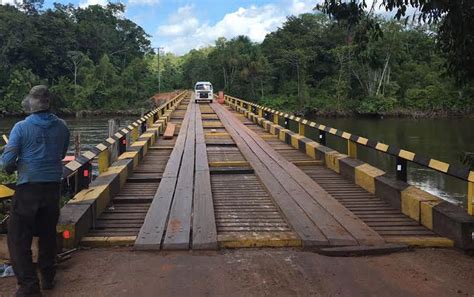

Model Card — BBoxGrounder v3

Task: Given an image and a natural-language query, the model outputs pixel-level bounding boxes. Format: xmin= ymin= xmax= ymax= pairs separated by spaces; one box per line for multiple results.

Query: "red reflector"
xmin=63 ymin=230 xmax=70 ymax=239
xmin=83 ymin=169 xmax=89 ymax=177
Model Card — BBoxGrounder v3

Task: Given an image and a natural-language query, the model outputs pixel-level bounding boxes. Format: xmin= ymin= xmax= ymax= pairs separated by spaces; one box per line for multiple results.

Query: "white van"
xmin=194 ymin=81 xmax=213 ymax=103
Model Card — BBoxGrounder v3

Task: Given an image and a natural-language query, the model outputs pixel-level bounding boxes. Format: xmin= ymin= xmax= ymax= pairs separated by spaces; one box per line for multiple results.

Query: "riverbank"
xmin=0 ymin=109 xmax=143 ymax=118
xmin=306 ymin=109 xmax=474 ymax=119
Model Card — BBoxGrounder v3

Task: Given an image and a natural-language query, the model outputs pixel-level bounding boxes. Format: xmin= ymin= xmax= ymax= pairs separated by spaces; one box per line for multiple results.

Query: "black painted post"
xmin=119 ymin=136 xmax=127 ymax=155
xmin=141 ymin=121 xmax=147 ymax=133
xmin=284 ymin=118 xmax=290 ymax=129
xmin=396 ymin=157 xmax=408 ymax=182
xmin=77 ymin=162 xmax=92 ymax=191
xmin=319 ymin=131 xmax=326 ymax=146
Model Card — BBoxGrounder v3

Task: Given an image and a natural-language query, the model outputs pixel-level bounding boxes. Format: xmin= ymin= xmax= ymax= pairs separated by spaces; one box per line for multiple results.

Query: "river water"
xmin=1 ymin=115 xmax=473 ymax=206
xmin=0 ymin=116 xmax=136 ymax=153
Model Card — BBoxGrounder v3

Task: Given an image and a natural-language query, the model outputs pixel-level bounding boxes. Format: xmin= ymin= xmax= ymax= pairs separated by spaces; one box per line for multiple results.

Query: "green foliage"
xmin=0 ymin=171 xmax=16 ymax=184
xmin=0 ymin=3 xmax=154 ymax=114
xmin=317 ymin=0 xmax=474 ymax=83
xmin=1 ymin=68 xmax=41 ymax=112
xmin=185 ymin=13 xmax=473 ymax=116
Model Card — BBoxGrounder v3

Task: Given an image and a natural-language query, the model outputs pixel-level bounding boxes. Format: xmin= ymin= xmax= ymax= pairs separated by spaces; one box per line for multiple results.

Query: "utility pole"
xmin=155 ymin=47 xmax=163 ymax=94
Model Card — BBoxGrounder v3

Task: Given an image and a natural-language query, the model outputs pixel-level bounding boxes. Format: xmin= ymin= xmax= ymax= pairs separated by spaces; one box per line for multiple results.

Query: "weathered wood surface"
xmin=163 ymin=123 xmax=176 ymax=139
xmin=163 ymin=103 xmax=196 ymax=250
xmin=192 ymin=104 xmax=218 ymax=249
xmin=211 ymin=104 xmax=329 ymax=246
xmin=211 ymin=103 xmax=385 ymax=247
xmin=135 ymin=101 xmax=192 ymax=249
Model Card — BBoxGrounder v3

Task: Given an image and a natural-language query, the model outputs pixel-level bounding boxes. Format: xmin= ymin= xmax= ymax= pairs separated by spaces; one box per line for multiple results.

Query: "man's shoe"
xmin=15 ymin=286 xmax=42 ymax=297
xmin=40 ymin=278 xmax=55 ymax=290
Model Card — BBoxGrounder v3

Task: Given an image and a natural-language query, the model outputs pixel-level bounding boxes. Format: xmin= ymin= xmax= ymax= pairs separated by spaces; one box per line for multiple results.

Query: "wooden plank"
xmin=211 ymin=104 xmax=330 ymax=247
xmin=216 ymin=104 xmax=385 ymax=247
xmin=192 ymin=104 xmax=218 ymax=249
xmin=162 ymin=102 xmax=196 ymax=250
xmin=134 ymin=102 xmax=192 ymax=250
xmin=163 ymin=123 xmax=176 ymax=139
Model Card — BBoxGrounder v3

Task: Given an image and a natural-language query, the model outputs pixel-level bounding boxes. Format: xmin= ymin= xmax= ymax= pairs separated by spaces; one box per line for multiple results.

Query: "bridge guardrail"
xmin=224 ymin=95 xmax=474 ymax=216
xmin=0 ymin=91 xmax=187 ymax=202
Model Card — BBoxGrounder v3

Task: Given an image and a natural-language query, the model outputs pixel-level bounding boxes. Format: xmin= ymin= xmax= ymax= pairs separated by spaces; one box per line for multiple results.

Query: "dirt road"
xmin=1 ymin=248 xmax=473 ymax=297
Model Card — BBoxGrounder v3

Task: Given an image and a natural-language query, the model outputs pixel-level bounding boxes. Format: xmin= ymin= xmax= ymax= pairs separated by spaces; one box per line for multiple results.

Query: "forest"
xmin=0 ymin=1 xmax=473 ymax=116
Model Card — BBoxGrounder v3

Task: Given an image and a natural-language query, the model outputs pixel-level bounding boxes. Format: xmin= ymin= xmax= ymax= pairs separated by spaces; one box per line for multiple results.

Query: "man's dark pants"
xmin=8 ymin=182 xmax=60 ymax=296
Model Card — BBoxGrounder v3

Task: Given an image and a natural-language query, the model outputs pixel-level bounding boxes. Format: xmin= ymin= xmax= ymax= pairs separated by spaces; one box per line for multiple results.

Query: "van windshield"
xmin=196 ymin=84 xmax=212 ymax=91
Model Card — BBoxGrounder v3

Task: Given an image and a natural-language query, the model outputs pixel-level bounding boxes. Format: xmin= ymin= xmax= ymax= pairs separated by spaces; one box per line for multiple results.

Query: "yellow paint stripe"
xmin=209 ymin=161 xmax=250 ymax=167
xmin=309 ymin=122 xmax=316 ymax=127
xmin=375 ymin=142 xmax=389 ymax=152
xmin=83 ymin=151 xmax=96 ymax=160
xmin=329 ymin=128 xmax=337 ymax=135
xmin=469 ymin=171 xmax=474 ymax=183
xmin=357 ymin=137 xmax=368 ymax=145
xmin=292 ymin=160 xmax=323 ymax=166
xmin=66 ymin=160 xmax=82 ymax=171
xmin=319 ymin=124 xmax=326 ymax=130
xmin=341 ymin=132 xmax=351 ymax=139
xmin=428 ymin=159 xmax=450 ymax=173
xmin=81 ymin=236 xmax=137 ymax=247
xmin=0 ymin=185 xmax=14 ymax=200
xmin=218 ymin=232 xmax=301 ymax=248
xmin=385 ymin=236 xmax=453 ymax=248
xmin=399 ymin=149 xmax=415 ymax=161
xmin=205 ymin=132 xmax=229 ymax=137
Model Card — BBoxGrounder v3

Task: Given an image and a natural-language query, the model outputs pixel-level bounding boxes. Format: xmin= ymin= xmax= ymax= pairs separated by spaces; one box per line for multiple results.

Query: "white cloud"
xmin=0 ymin=0 xmax=21 ymax=6
xmin=157 ymin=5 xmax=199 ymax=37
xmin=156 ymin=0 xmax=315 ymax=55
xmin=79 ymin=0 xmax=107 ymax=8
xmin=128 ymin=0 xmax=159 ymax=6
xmin=289 ymin=0 xmax=315 ymax=15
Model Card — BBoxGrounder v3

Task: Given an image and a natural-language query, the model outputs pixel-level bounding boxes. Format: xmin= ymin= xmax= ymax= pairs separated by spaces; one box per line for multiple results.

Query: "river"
xmin=1 ymin=115 xmax=473 ymax=206
xmin=0 ymin=116 xmax=137 ymax=152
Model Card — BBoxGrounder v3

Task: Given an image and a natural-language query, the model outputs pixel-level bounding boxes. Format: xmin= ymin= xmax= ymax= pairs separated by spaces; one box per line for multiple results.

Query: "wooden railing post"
xmin=468 ymin=181 xmax=473 ymax=215
xmin=77 ymin=162 xmax=92 ymax=191
xmin=298 ymin=122 xmax=305 ymax=136
xmin=98 ymin=148 xmax=109 ymax=174
xmin=396 ymin=157 xmax=408 ymax=182
xmin=273 ymin=114 xmax=279 ymax=125
xmin=258 ymin=108 xmax=263 ymax=117
xmin=348 ymin=140 xmax=357 ymax=158
xmin=319 ymin=131 xmax=326 ymax=145
xmin=284 ymin=118 xmax=290 ymax=129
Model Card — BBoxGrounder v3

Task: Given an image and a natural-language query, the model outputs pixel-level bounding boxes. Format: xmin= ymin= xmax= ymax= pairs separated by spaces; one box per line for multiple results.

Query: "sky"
xmin=1 ymin=0 xmax=400 ymax=55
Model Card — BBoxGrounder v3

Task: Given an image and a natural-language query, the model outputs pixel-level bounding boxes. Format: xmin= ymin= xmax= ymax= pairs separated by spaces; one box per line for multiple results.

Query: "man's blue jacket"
xmin=0 ymin=112 xmax=70 ymax=185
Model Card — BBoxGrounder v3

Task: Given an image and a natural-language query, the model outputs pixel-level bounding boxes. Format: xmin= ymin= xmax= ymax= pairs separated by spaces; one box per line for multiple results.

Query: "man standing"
xmin=0 ymin=85 xmax=70 ymax=297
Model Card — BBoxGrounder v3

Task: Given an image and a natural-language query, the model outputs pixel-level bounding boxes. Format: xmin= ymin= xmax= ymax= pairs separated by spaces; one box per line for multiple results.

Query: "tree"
xmin=317 ymin=0 xmax=474 ymax=82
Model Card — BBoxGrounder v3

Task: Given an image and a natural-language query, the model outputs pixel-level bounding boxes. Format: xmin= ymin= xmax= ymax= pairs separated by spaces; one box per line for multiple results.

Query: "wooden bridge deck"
xmin=81 ymin=93 xmax=449 ymax=249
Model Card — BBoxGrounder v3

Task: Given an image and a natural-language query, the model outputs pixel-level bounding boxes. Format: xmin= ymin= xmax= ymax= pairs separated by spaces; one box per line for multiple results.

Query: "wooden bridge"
xmin=1 ymin=90 xmax=474 ymax=255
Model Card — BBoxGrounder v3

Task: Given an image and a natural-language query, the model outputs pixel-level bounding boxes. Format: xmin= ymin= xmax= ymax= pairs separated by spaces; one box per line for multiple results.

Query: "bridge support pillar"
xmin=347 ymin=140 xmax=357 ymax=158
xmin=468 ymin=181 xmax=473 ymax=215
xmin=98 ymin=149 xmax=109 ymax=174
xmin=396 ymin=157 xmax=408 ymax=182
xmin=319 ymin=131 xmax=326 ymax=145
xmin=298 ymin=122 xmax=305 ymax=136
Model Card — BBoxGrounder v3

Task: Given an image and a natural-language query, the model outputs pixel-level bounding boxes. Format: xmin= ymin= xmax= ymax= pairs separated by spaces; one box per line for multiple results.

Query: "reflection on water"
xmin=303 ymin=117 xmax=474 ymax=206
xmin=1 ymin=115 xmax=473 ymax=205
xmin=0 ymin=116 xmax=136 ymax=153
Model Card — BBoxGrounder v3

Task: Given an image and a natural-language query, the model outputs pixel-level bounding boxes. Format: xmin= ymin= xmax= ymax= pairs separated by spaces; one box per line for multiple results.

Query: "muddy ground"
xmin=1 ymin=247 xmax=473 ymax=297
